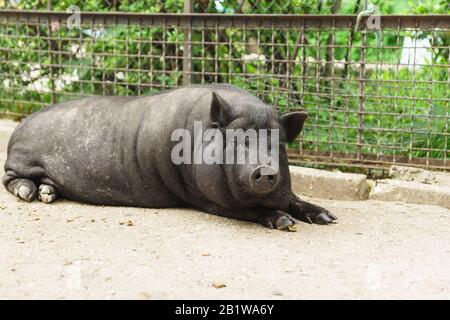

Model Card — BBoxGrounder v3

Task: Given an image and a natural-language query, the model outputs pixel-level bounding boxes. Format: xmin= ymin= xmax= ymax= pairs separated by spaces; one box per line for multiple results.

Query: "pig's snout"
xmin=249 ymin=165 xmax=279 ymax=194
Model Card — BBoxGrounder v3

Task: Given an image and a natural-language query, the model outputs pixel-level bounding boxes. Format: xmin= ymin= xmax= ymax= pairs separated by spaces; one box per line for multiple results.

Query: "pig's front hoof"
xmin=301 ymin=210 xmax=337 ymax=225
xmin=298 ymin=211 xmax=337 ymax=225
xmin=38 ymin=184 xmax=57 ymax=203
xmin=313 ymin=212 xmax=337 ymax=224
xmin=264 ymin=211 xmax=296 ymax=230
xmin=276 ymin=216 xmax=297 ymax=230
xmin=288 ymin=200 xmax=337 ymax=226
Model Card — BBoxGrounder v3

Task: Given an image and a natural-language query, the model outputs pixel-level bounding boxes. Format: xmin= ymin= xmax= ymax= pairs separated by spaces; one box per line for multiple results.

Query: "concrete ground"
xmin=0 ymin=120 xmax=449 ymax=299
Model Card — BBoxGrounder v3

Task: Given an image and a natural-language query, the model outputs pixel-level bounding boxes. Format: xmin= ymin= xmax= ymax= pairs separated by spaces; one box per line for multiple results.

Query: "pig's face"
xmin=208 ymin=92 xmax=307 ymax=207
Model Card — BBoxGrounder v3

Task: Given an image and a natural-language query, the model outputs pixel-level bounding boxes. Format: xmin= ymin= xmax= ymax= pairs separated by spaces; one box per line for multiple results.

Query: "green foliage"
xmin=10 ymin=0 xmax=185 ymax=12
xmin=0 ymin=0 xmax=448 ymax=161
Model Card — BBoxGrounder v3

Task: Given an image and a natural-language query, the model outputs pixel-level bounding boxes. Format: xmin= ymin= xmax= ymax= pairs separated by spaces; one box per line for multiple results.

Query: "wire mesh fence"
xmin=0 ymin=10 xmax=449 ymax=171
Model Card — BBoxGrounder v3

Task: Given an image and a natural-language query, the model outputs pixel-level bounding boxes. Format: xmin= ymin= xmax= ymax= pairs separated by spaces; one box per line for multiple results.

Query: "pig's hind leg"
xmin=38 ymin=184 xmax=58 ymax=203
xmin=3 ymin=174 xmax=37 ymax=202
xmin=3 ymin=162 xmax=56 ymax=203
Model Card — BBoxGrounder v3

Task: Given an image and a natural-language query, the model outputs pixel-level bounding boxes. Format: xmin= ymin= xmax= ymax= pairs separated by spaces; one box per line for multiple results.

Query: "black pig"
xmin=3 ymin=84 xmax=336 ymax=230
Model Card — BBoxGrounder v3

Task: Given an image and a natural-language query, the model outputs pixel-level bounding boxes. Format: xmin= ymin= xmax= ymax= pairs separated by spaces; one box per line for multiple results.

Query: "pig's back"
xmin=5 ymin=94 xmax=185 ymax=207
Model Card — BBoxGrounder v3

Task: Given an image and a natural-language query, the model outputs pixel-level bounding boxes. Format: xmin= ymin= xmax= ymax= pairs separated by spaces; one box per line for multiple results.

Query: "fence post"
xmin=183 ymin=0 xmax=193 ymax=85
xmin=47 ymin=0 xmax=56 ymax=105
xmin=357 ymin=0 xmax=368 ymax=161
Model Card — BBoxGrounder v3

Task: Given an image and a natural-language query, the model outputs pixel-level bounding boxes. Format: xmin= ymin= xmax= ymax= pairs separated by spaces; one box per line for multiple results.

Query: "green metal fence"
xmin=0 ymin=10 xmax=449 ymax=171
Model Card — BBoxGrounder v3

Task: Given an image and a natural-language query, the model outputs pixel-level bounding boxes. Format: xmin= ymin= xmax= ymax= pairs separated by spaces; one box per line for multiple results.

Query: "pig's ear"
xmin=210 ymin=92 xmax=232 ymax=128
xmin=279 ymin=111 xmax=308 ymax=142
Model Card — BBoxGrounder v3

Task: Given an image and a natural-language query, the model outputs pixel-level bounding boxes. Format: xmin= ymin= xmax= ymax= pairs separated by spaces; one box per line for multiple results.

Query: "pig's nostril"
xmin=249 ymin=166 xmax=279 ymax=194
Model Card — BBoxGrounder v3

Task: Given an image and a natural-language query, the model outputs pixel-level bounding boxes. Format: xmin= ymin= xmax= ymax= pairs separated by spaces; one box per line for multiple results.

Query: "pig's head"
xmin=197 ymin=91 xmax=307 ymax=208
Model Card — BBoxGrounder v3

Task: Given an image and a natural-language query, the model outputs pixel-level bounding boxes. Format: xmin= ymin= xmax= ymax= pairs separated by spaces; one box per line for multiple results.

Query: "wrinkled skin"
xmin=3 ymin=84 xmax=336 ymax=230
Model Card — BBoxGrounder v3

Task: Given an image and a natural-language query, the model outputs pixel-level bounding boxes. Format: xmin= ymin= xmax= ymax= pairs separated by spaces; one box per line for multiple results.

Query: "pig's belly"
xmin=37 ymin=150 xmax=181 ymax=208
